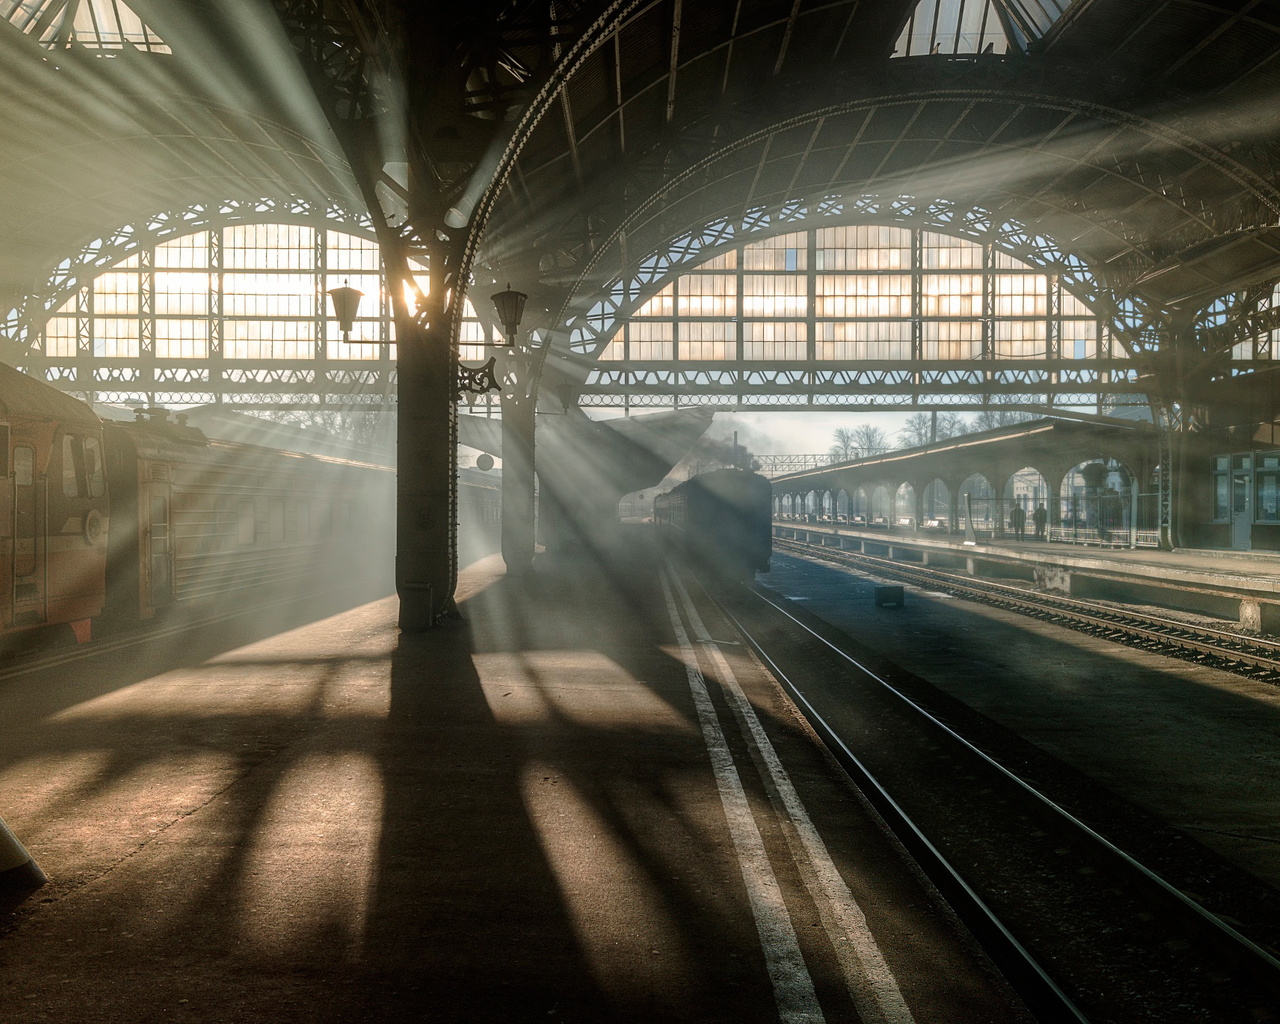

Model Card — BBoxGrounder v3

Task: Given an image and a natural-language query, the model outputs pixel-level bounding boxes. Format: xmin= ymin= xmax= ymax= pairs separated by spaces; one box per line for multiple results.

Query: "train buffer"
xmin=874 ymin=584 xmax=905 ymax=608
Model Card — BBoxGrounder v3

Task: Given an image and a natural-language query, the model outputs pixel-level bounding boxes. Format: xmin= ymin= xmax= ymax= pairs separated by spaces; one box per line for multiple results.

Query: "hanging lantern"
xmin=328 ymin=280 xmax=364 ymax=341
xmin=490 ymin=283 xmax=527 ymax=346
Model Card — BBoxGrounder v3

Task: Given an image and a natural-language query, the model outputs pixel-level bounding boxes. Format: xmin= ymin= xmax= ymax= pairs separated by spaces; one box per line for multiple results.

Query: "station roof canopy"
xmin=772 ymin=417 xmax=1158 ymax=491
xmin=2 ymin=1 xmax=1280 ymax=354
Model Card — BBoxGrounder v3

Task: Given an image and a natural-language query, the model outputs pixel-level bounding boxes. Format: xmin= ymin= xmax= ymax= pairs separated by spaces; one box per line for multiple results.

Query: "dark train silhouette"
xmin=653 ymin=468 xmax=772 ymax=582
xmin=0 ymin=361 xmax=393 ymax=644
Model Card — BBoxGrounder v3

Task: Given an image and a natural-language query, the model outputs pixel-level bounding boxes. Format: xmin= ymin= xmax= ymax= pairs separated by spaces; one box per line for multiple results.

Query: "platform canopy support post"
xmin=396 ymin=242 xmax=457 ymax=630
xmin=500 ymin=385 xmax=536 ymax=574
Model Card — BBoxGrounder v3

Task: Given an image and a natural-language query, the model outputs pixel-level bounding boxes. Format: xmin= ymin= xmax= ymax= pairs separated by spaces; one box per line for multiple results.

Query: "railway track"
xmin=711 ymin=576 xmax=1280 ymax=1024
xmin=775 ymin=534 xmax=1280 ymax=680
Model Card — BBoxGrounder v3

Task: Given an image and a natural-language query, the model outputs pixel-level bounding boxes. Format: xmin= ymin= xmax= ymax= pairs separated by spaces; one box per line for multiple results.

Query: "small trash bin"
xmin=874 ymin=585 xmax=904 ymax=608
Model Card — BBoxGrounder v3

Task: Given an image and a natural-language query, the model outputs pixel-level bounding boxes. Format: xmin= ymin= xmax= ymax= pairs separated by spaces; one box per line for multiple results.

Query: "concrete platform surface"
xmin=0 ymin=544 xmax=1028 ymax=1023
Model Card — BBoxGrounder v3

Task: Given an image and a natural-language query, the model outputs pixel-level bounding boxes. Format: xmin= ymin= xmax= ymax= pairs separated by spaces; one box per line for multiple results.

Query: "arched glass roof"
xmin=1 ymin=0 xmax=169 ymax=52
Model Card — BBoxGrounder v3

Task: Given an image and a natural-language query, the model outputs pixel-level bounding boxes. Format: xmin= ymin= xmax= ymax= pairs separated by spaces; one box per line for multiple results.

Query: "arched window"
xmin=597 ymin=225 xmax=1100 ymax=365
xmin=32 ymin=220 xmax=495 ymax=408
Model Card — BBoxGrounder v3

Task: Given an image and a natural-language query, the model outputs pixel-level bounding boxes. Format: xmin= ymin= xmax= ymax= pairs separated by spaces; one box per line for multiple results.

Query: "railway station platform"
xmin=775 ymin=521 xmax=1280 ymax=633
xmin=0 ymin=535 xmax=1029 ymax=1024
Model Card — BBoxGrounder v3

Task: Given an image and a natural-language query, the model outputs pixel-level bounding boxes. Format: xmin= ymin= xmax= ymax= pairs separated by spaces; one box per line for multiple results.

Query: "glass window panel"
xmin=457 ymin=318 xmax=486 ymax=364
xmin=923 ymin=320 xmax=982 ymax=359
xmin=94 ymin=318 xmax=140 ymax=358
xmin=696 ymin=250 xmax=737 ymax=270
xmin=1060 ymin=289 xmax=1091 ymax=316
xmin=679 ymin=321 xmax=735 ymax=360
xmin=598 ymin=334 xmax=625 ymax=361
xmin=992 ymin=250 xmax=1032 ymax=269
xmin=677 ymin=274 xmax=736 ymax=317
xmin=155 ymin=319 xmax=208 ymax=359
xmin=327 ymin=230 xmax=381 ymax=273
xmin=993 ymin=319 xmax=1046 ymax=358
xmin=993 ymin=274 xmax=1048 ymax=317
xmin=628 ymin=321 xmax=673 ymax=360
xmin=153 ymin=272 xmax=209 ymax=316
xmin=1214 ymin=474 xmax=1229 ymax=519
xmin=94 ymin=270 xmax=139 ymax=316
xmin=921 ymin=273 xmax=984 ymax=317
xmin=815 ymin=225 xmax=910 ymax=270
xmin=1258 ymin=472 xmax=1279 ymax=522
xmin=633 ymin=284 xmax=674 ymax=317
xmin=223 ymin=273 xmax=315 ymax=318
xmin=225 ymin=319 xmax=313 ymax=360
xmin=45 ymin=314 xmax=77 ymax=358
xmin=1061 ymin=319 xmax=1096 ymax=359
xmin=223 ymin=224 xmax=314 ymax=270
xmin=743 ymin=274 xmax=807 ymax=317
xmin=743 ymin=232 xmax=807 ymax=271
xmin=922 ymin=232 xmax=982 ymax=270
xmin=816 ymin=321 xmax=911 ymax=360
xmin=743 ymin=322 xmax=806 ymax=360
xmin=155 ymin=232 xmax=208 ymax=269
xmin=816 ymin=275 xmax=911 ymax=318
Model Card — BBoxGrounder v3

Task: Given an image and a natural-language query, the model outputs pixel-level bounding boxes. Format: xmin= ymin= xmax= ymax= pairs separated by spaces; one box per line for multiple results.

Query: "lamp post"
xmin=490 ymin=283 xmax=536 ymax=574
xmin=327 ymin=280 xmax=364 ymax=341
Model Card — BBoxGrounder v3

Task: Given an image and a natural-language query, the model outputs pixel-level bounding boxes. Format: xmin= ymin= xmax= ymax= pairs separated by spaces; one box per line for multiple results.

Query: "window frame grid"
xmin=602 ymin=225 xmax=1105 ymax=368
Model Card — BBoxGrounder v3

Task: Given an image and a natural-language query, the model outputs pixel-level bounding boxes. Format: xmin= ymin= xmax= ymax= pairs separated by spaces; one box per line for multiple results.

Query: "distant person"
xmin=1033 ymin=503 xmax=1048 ymax=540
xmin=1010 ymin=504 xmax=1027 ymax=541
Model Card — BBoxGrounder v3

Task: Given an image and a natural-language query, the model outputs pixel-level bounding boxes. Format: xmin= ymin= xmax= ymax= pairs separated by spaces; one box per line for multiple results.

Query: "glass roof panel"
xmin=893 ymin=0 xmax=1072 ymax=57
xmin=1 ymin=0 xmax=170 ymax=53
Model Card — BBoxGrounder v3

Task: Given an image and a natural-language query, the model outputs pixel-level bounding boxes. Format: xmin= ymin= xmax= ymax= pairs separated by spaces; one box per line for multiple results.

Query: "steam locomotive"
xmin=0 ymin=361 xmax=393 ymax=645
xmin=652 ymin=468 xmax=772 ymax=582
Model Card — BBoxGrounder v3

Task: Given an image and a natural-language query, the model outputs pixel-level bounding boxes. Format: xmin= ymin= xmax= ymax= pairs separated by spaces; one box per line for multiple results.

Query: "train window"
xmin=13 ymin=446 xmax=35 ymax=578
xmin=62 ymin=435 xmax=82 ymax=497
xmin=268 ymin=500 xmax=285 ymax=543
xmin=237 ymin=501 xmax=255 ymax=545
xmin=83 ymin=437 xmax=105 ymax=498
xmin=297 ymin=502 xmax=310 ymax=542
xmin=14 ymin=446 xmax=32 ymax=487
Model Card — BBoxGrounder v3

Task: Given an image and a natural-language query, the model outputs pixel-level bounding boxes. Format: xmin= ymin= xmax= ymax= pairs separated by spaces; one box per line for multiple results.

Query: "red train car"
xmin=0 ymin=362 xmax=109 ymax=641
xmin=101 ymin=412 xmax=393 ymax=624
xmin=0 ymin=363 xmax=394 ymax=645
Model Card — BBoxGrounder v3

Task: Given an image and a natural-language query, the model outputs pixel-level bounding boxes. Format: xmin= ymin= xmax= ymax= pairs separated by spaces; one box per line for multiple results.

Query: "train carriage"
xmin=102 ymin=411 xmax=393 ymax=624
xmin=0 ymin=362 xmax=109 ymax=641
xmin=0 ymin=362 xmax=393 ymax=644
xmin=654 ymin=468 xmax=772 ymax=582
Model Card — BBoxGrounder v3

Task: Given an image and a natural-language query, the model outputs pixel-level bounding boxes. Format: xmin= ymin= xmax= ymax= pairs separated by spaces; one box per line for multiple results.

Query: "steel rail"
xmin=775 ymin=536 xmax=1280 ymax=677
xmin=716 ymin=580 xmax=1280 ymax=1018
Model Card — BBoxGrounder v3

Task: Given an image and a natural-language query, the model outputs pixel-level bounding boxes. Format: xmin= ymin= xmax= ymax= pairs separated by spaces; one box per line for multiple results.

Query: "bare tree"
xmin=828 ymin=427 xmax=860 ymax=462
xmin=899 ymin=413 xmax=933 ymax=448
xmin=968 ymin=398 xmax=1033 ymax=433
xmin=851 ymin=423 xmax=889 ymax=456
xmin=935 ymin=411 xmax=968 ymax=439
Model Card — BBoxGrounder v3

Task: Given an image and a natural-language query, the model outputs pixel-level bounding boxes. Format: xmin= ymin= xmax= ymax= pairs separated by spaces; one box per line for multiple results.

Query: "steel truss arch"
xmin=2 ymin=196 xmax=374 ymax=364
xmin=543 ymin=86 xmax=1280 ymax=360
xmin=551 ymin=195 xmax=1159 ymax=413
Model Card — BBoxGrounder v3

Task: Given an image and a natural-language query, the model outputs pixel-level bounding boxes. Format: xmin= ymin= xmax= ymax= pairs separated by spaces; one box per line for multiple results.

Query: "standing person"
xmin=1033 ymin=503 xmax=1048 ymax=541
xmin=1010 ymin=503 xmax=1026 ymax=541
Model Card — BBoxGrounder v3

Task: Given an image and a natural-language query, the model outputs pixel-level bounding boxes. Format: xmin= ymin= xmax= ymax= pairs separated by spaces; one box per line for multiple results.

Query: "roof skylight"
xmin=1 ymin=0 xmax=170 ymax=53
xmin=894 ymin=0 xmax=1071 ymax=57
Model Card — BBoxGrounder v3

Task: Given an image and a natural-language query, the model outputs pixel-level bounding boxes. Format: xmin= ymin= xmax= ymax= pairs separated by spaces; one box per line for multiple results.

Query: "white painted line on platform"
xmin=659 ymin=570 xmax=825 ymax=1024
xmin=669 ymin=570 xmax=917 ymax=1024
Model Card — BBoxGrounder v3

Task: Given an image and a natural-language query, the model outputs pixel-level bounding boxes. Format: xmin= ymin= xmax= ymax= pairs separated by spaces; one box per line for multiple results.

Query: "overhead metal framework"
xmin=3 ymin=199 xmax=502 ymax=412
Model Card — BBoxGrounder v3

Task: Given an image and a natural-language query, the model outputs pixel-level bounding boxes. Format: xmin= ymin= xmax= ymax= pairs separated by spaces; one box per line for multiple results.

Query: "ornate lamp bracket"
xmin=457 ymin=356 xmax=500 ymax=399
